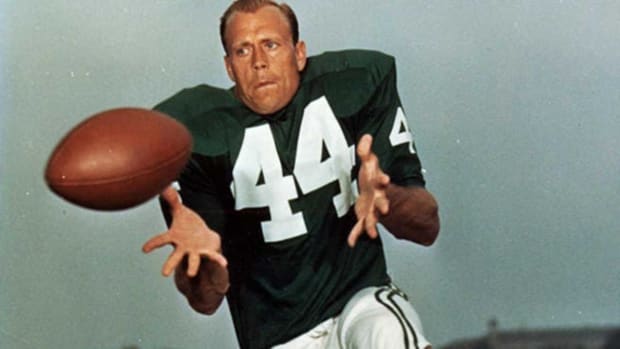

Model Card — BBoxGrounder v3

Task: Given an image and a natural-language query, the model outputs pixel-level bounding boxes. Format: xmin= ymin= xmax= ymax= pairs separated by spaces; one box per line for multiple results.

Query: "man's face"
xmin=224 ymin=5 xmax=307 ymax=115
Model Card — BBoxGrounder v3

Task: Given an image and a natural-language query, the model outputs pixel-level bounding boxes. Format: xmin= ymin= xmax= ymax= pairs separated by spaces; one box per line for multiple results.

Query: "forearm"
xmin=380 ymin=184 xmax=440 ymax=245
xmin=174 ymin=260 xmax=230 ymax=315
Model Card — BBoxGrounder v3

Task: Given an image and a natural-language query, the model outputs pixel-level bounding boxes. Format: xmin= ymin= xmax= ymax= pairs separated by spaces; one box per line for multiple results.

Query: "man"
xmin=142 ymin=1 xmax=439 ymax=348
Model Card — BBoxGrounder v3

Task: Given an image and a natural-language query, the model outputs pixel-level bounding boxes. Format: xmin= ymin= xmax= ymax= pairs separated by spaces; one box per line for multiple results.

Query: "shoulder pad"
xmin=153 ymin=84 xmax=238 ymax=124
xmin=302 ymin=50 xmax=397 ymax=117
xmin=303 ymin=49 xmax=395 ymax=85
xmin=153 ymin=85 xmax=242 ymax=156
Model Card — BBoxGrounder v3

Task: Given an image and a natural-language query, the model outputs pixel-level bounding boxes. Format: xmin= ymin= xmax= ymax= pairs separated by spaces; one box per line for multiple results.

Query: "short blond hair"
xmin=220 ymin=0 xmax=299 ymax=54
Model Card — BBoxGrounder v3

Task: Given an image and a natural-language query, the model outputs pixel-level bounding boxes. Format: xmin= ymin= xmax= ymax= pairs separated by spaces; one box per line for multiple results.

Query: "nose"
xmin=252 ymin=47 xmax=268 ymax=70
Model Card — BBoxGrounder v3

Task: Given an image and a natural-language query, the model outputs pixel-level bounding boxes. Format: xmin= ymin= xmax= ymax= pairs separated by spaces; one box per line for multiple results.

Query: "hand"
xmin=348 ymin=134 xmax=391 ymax=247
xmin=142 ymin=186 xmax=228 ymax=277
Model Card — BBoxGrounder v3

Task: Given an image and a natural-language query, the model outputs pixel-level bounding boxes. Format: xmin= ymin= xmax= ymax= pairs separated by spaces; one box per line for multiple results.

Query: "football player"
xmin=143 ymin=1 xmax=440 ymax=348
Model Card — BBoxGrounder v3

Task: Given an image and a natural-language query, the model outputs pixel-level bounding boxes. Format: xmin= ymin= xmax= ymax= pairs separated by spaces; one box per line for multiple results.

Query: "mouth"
xmin=256 ymin=80 xmax=276 ymax=89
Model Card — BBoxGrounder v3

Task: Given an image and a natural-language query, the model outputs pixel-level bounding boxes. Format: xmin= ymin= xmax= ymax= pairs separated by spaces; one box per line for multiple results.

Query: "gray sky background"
xmin=1 ymin=1 xmax=619 ymax=348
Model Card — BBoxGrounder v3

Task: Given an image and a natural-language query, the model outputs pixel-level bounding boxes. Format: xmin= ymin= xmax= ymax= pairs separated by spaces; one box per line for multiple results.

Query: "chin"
xmin=254 ymin=106 xmax=282 ymax=115
xmin=249 ymin=100 xmax=286 ymax=115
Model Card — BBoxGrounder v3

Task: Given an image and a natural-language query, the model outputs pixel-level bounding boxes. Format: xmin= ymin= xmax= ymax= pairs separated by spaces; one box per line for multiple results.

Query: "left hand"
xmin=348 ymin=134 xmax=391 ymax=247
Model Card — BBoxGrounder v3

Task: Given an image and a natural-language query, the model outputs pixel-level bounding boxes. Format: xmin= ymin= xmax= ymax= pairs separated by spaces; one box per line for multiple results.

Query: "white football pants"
xmin=272 ymin=284 xmax=431 ymax=349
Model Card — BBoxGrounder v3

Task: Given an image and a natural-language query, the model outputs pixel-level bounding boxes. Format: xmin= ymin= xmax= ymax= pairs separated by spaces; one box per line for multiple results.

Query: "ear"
xmin=224 ymin=55 xmax=236 ymax=82
xmin=295 ymin=41 xmax=307 ymax=72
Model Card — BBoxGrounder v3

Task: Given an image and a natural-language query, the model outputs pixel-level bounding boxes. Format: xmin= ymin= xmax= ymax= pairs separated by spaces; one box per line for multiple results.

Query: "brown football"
xmin=45 ymin=107 xmax=192 ymax=210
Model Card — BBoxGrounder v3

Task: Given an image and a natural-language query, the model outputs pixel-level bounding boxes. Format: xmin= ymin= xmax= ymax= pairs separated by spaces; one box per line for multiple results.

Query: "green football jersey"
xmin=155 ymin=49 xmax=426 ymax=349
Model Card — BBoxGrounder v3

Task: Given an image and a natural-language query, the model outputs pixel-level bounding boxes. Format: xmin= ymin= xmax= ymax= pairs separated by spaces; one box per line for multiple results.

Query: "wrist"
xmin=213 ymin=282 xmax=230 ymax=295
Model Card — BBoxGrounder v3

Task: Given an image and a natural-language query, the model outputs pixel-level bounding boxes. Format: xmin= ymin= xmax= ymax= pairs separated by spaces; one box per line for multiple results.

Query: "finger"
xmin=379 ymin=172 xmax=390 ymax=186
xmin=376 ymin=197 xmax=390 ymax=215
xmin=360 ymin=150 xmax=378 ymax=169
xmin=205 ymin=251 xmax=228 ymax=269
xmin=359 ymin=153 xmax=381 ymax=184
xmin=160 ymin=185 xmax=181 ymax=210
xmin=365 ymin=216 xmax=379 ymax=240
xmin=357 ymin=134 xmax=373 ymax=160
xmin=162 ymin=249 xmax=185 ymax=277
xmin=364 ymin=153 xmax=379 ymax=171
xmin=348 ymin=218 xmax=365 ymax=247
xmin=187 ymin=253 xmax=201 ymax=278
xmin=142 ymin=232 xmax=172 ymax=253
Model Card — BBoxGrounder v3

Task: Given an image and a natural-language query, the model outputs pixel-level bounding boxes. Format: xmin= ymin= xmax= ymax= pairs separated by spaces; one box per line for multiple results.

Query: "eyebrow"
xmin=231 ymin=34 xmax=285 ymax=48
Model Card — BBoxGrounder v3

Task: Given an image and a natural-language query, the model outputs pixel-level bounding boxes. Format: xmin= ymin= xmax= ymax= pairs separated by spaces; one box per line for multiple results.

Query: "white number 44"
xmin=232 ymin=97 xmax=413 ymax=243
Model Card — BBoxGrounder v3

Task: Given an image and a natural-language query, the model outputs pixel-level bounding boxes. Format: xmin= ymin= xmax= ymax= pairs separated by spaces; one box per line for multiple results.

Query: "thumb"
xmin=161 ymin=184 xmax=182 ymax=209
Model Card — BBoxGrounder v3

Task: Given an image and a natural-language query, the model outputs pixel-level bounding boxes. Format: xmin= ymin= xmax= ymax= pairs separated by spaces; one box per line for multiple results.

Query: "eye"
xmin=265 ymin=40 xmax=279 ymax=50
xmin=235 ymin=46 xmax=250 ymax=57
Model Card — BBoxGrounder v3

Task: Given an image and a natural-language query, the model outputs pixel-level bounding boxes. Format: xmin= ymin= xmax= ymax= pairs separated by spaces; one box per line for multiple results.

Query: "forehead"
xmin=225 ymin=5 xmax=292 ymax=45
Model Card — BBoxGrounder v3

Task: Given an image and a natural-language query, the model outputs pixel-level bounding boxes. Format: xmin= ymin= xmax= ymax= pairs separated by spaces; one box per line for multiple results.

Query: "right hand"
xmin=142 ymin=185 xmax=227 ymax=278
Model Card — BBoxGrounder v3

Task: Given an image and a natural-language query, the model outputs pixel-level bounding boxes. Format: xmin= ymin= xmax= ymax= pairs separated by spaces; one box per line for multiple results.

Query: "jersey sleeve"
xmin=159 ymin=155 xmax=231 ymax=238
xmin=153 ymin=88 xmax=234 ymax=237
xmin=358 ymin=54 xmax=426 ymax=188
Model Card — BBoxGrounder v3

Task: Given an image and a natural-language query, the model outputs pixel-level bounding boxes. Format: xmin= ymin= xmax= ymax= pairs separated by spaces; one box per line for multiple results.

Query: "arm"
xmin=345 ymin=53 xmax=439 ymax=246
xmin=174 ymin=256 xmax=229 ymax=315
xmin=143 ymin=186 xmax=230 ymax=315
xmin=348 ymin=135 xmax=440 ymax=247
xmin=380 ymin=184 xmax=439 ymax=246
